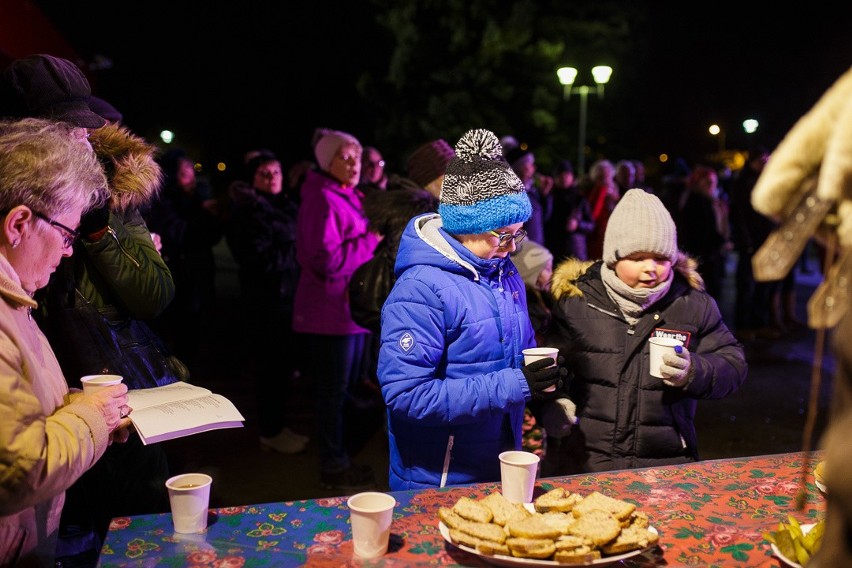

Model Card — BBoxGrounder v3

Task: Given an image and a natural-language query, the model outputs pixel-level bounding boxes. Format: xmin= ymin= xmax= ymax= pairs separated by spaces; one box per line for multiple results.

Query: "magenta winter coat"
xmin=293 ymin=169 xmax=379 ymax=335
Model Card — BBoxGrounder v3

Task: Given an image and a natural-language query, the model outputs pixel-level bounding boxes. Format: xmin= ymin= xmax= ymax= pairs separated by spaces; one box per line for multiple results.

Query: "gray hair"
xmin=0 ymin=117 xmax=106 ymax=216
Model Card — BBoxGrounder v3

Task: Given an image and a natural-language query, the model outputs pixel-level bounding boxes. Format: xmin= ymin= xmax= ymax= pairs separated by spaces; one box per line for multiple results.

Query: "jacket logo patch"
xmin=399 ymin=332 xmax=415 ymax=352
xmin=652 ymin=328 xmax=691 ymax=348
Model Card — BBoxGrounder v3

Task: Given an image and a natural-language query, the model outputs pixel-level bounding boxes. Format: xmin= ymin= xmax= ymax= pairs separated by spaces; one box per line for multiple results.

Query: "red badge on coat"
xmin=651 ymin=328 xmax=691 ymax=349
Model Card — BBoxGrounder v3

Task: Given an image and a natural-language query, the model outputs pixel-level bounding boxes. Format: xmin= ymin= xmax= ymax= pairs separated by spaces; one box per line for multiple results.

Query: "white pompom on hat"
xmin=603 ymin=188 xmax=678 ymax=266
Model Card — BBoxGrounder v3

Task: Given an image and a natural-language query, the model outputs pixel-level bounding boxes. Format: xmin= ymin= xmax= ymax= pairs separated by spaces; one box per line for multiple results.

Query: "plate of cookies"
xmin=438 ymin=488 xmax=659 ymax=566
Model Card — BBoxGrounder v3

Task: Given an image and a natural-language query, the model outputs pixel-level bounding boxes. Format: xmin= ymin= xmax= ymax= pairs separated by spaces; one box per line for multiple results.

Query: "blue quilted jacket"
xmin=377 ymin=214 xmax=536 ymax=490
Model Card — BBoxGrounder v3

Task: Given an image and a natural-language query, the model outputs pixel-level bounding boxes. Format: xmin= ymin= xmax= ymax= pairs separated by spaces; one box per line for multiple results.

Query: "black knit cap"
xmin=245 ymin=150 xmax=279 ymax=181
xmin=0 ymin=54 xmax=106 ymax=128
xmin=554 ymin=159 xmax=574 ymax=175
xmin=406 ymin=139 xmax=455 ymax=188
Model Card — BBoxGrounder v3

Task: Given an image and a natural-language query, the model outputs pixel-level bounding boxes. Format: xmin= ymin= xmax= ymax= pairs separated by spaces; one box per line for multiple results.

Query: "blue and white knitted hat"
xmin=438 ymin=129 xmax=531 ymax=235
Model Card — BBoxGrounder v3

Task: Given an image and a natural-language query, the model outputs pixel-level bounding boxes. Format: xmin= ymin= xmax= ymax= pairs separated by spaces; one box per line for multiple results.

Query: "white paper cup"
xmin=165 ymin=473 xmax=212 ymax=534
xmin=522 ymin=347 xmax=559 ymax=392
xmin=648 ymin=337 xmax=684 ymax=378
xmin=80 ymin=374 xmax=123 ymax=395
xmin=347 ymin=491 xmax=396 ymax=559
xmin=499 ymin=450 xmax=540 ymax=503
xmin=522 ymin=347 xmax=559 ymax=366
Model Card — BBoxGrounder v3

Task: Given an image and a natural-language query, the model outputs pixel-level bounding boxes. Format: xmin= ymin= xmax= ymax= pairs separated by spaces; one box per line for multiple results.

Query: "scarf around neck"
xmin=600 ymin=263 xmax=673 ymax=325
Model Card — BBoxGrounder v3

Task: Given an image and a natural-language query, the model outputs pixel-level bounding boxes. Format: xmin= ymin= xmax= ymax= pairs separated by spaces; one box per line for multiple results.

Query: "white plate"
xmin=815 ymin=478 xmax=827 ymax=495
xmin=770 ymin=523 xmax=815 ymax=568
xmin=438 ymin=504 xmax=658 ymax=567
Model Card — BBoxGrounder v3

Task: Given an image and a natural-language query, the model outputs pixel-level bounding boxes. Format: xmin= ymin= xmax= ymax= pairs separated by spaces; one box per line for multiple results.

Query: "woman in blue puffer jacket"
xmin=378 ymin=129 xmax=568 ymax=490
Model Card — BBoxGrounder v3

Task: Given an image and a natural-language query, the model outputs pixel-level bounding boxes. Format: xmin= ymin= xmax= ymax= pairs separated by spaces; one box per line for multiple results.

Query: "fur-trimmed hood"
xmin=550 ymin=253 xmax=704 ymax=300
xmin=89 ymin=123 xmax=163 ymax=213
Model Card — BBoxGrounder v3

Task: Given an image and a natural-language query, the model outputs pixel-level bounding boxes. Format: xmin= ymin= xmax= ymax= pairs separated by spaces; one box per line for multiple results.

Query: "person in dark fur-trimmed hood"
xmin=38 ymin=120 xmax=179 ymax=563
xmin=1 ymin=53 xmax=177 ymax=566
xmin=543 ymin=189 xmax=747 ymax=474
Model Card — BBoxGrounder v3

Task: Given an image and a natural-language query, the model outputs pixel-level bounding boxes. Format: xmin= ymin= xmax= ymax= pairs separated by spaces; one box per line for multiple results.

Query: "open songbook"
xmin=125 ymin=382 xmax=245 ymax=445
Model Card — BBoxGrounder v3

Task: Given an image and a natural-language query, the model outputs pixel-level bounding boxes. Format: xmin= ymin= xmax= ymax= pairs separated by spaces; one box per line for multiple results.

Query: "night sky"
xmin=31 ymin=1 xmax=852 ymax=186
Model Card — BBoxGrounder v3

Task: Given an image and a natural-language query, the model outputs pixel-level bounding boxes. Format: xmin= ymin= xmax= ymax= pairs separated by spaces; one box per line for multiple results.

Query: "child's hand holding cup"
xmin=649 ymin=337 xmax=692 ymax=387
xmin=522 ymin=347 xmax=559 ymax=392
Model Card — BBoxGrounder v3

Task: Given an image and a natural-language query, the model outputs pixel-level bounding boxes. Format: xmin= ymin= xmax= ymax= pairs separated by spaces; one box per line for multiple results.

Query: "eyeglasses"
xmin=32 ymin=210 xmax=80 ymax=249
xmin=488 ymin=228 xmax=527 ymax=248
xmin=364 ymin=159 xmax=385 ymax=168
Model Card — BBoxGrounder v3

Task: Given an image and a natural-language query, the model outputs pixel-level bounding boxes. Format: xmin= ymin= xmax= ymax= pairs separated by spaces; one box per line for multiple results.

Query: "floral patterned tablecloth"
xmin=97 ymin=451 xmax=824 ymax=567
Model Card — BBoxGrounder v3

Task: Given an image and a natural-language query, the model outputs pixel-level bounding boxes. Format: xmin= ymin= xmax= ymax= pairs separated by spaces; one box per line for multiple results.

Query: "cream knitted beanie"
xmin=602 ymin=189 xmax=677 ymax=265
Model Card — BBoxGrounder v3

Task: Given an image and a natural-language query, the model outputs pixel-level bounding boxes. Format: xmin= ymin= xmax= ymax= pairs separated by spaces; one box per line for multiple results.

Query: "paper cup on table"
xmin=347 ymin=491 xmax=396 ymax=559
xmin=80 ymin=374 xmax=123 ymax=394
xmin=499 ymin=450 xmax=540 ymax=503
xmin=648 ymin=337 xmax=684 ymax=378
xmin=165 ymin=473 xmax=212 ymax=534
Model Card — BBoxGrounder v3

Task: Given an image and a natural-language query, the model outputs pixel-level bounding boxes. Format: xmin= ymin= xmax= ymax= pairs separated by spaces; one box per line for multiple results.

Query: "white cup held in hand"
xmin=522 ymin=347 xmax=559 ymax=392
xmin=347 ymin=491 xmax=396 ymax=559
xmin=648 ymin=337 xmax=684 ymax=378
xmin=499 ymin=450 xmax=540 ymax=503
xmin=165 ymin=473 xmax=212 ymax=534
xmin=80 ymin=374 xmax=123 ymax=395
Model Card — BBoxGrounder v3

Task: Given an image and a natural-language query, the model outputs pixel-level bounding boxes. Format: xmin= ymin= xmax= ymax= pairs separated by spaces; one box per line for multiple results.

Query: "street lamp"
xmin=556 ymin=65 xmax=613 ymax=175
xmin=742 ymin=119 xmax=759 ymax=134
xmin=709 ymin=124 xmax=725 ymax=153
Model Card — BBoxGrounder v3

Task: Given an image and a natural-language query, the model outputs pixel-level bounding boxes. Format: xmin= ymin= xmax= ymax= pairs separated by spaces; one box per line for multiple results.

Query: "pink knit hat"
xmin=313 ymin=129 xmax=361 ymax=171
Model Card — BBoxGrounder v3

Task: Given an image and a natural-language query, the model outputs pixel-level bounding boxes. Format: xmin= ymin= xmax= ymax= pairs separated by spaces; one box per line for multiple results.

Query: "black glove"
xmin=78 ymin=203 xmax=110 ymax=240
xmin=521 ymin=357 xmax=567 ymax=401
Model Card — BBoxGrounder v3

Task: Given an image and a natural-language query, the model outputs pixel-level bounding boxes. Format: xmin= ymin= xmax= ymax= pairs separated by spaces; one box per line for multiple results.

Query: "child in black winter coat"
xmin=545 ymin=190 xmax=747 ymax=474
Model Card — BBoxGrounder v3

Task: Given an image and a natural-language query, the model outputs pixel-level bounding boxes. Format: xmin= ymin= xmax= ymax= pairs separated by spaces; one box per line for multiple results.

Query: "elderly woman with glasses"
xmin=0 ymin=118 xmax=132 ymax=567
xmin=377 ymin=129 xmax=569 ymax=490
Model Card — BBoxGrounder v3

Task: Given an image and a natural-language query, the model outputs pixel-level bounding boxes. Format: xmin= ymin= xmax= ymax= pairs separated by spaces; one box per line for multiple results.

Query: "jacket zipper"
xmin=439 ymin=435 xmax=454 ymax=488
xmin=106 ymin=226 xmax=141 ymax=269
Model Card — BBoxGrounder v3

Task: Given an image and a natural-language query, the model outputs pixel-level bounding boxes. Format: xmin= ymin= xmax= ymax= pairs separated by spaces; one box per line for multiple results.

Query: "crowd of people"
xmin=0 ymin=52 xmax=800 ymax=567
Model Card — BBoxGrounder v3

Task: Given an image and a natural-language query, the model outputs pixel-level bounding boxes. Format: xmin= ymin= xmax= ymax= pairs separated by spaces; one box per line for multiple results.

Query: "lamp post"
xmin=556 ymin=65 xmax=613 ymax=176
xmin=708 ymin=124 xmax=725 ymax=153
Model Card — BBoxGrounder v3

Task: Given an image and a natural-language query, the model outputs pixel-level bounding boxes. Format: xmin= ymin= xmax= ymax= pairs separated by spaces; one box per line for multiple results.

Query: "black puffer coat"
xmin=348 ymin=178 xmax=437 ymax=332
xmin=225 ymin=181 xmax=299 ymax=318
xmin=544 ymin=255 xmax=747 ymax=473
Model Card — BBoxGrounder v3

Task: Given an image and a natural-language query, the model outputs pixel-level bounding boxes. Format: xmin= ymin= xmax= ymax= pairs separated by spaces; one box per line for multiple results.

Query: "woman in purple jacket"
xmin=293 ymin=129 xmax=381 ymax=491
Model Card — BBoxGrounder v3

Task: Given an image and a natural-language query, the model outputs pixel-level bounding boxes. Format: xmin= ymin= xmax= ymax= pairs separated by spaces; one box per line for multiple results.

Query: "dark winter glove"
xmin=78 ymin=203 xmax=110 ymax=241
xmin=521 ymin=357 xmax=567 ymax=401
xmin=660 ymin=344 xmax=693 ymax=388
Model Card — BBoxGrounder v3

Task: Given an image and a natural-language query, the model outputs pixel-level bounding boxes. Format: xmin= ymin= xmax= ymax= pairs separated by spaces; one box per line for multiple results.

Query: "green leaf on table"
xmin=766 ymin=495 xmax=793 ymax=506
xmin=674 ymin=527 xmax=704 ymax=539
xmin=722 ymin=542 xmax=753 ymax=562
xmin=749 ymin=469 xmax=776 ymax=479
xmin=707 ymin=516 xmax=736 ymax=526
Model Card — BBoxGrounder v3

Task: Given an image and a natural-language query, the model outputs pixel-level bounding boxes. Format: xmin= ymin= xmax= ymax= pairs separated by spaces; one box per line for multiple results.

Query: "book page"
xmin=126 ymin=381 xmax=212 ymax=410
xmin=125 ymin=382 xmax=245 ymax=444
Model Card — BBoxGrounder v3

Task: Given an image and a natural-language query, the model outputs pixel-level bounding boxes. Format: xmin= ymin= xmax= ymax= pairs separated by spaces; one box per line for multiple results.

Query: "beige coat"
xmin=747 ymin=65 xmax=852 ymax=567
xmin=0 ymin=254 xmax=111 ymax=567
